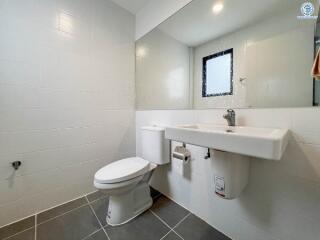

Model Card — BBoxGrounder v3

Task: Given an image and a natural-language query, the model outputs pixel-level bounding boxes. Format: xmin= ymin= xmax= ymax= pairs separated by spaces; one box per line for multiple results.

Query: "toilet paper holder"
xmin=172 ymin=143 xmax=191 ymax=163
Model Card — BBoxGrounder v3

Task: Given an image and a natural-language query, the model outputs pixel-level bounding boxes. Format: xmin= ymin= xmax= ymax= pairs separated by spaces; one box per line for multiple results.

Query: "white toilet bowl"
xmin=94 ymin=126 xmax=169 ymax=226
xmin=94 ymin=157 xmax=157 ymax=226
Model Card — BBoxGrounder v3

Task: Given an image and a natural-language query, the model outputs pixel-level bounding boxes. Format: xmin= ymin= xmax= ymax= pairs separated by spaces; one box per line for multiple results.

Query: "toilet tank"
xmin=141 ymin=126 xmax=170 ymax=165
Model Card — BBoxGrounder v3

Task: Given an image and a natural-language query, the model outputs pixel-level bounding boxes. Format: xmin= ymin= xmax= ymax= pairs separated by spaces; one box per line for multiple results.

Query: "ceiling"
xmin=110 ymin=0 xmax=150 ymax=14
xmin=157 ymin=0 xmax=312 ymax=46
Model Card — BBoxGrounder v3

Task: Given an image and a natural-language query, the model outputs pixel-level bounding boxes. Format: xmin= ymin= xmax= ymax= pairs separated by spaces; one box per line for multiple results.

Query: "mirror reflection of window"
xmin=202 ymin=49 xmax=233 ymax=97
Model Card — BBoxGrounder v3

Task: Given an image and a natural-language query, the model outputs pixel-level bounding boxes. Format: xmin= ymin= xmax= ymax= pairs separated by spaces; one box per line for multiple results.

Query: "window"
xmin=202 ymin=48 xmax=233 ymax=97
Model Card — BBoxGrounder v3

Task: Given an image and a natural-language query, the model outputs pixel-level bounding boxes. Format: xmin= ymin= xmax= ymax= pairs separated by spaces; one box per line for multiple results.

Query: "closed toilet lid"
xmin=94 ymin=157 xmax=150 ymax=184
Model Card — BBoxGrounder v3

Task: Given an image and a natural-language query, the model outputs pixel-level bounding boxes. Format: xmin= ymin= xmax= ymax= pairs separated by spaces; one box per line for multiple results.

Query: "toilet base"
xmin=106 ymin=182 xmax=153 ymax=226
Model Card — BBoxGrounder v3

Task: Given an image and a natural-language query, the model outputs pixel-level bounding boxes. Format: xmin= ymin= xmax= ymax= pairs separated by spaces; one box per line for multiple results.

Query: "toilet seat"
xmin=94 ymin=157 xmax=150 ymax=184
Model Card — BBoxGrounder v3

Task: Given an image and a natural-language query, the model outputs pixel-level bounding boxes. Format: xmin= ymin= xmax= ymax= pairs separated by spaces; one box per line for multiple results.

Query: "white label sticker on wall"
xmin=214 ymin=175 xmax=225 ymax=198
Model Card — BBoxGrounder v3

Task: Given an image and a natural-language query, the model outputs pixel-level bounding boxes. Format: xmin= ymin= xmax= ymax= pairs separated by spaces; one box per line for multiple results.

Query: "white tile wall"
xmin=136 ymin=108 xmax=320 ymax=240
xmin=0 ymin=0 xmax=135 ymax=227
xmin=136 ymin=29 xmax=191 ymax=110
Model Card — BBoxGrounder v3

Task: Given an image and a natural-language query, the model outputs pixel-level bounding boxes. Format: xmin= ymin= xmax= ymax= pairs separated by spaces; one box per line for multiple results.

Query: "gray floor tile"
xmin=174 ymin=214 xmax=231 ymax=240
xmin=162 ymin=231 xmax=183 ymax=240
xmin=37 ymin=205 xmax=100 ymax=240
xmin=0 ymin=216 xmax=35 ymax=240
xmin=86 ymin=191 xmax=108 ymax=203
xmin=84 ymin=229 xmax=108 ymax=240
xmin=89 ymin=197 xmax=109 ymax=226
xmin=151 ymin=196 xmax=189 ymax=227
xmin=104 ymin=210 xmax=170 ymax=240
xmin=37 ymin=197 xmax=87 ymax=224
xmin=5 ymin=228 xmax=35 ymax=240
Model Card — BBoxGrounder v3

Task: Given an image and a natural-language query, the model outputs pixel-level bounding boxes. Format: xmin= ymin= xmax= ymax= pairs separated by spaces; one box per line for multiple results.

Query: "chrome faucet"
xmin=223 ymin=109 xmax=236 ymax=126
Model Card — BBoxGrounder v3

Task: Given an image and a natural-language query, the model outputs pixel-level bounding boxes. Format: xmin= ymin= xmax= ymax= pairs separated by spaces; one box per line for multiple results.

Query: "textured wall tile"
xmin=137 ymin=109 xmax=320 ymax=240
xmin=0 ymin=0 xmax=135 ymax=227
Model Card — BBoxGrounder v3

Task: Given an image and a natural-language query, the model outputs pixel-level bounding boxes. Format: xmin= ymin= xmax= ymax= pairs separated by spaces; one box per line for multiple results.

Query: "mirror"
xmin=136 ymin=0 xmax=319 ymax=110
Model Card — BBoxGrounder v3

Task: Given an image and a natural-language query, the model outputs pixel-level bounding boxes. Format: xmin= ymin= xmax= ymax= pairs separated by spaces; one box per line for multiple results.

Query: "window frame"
xmin=202 ymin=48 xmax=234 ymax=97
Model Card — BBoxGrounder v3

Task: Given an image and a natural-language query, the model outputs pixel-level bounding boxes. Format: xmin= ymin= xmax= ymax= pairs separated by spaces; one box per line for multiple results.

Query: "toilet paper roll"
xmin=172 ymin=146 xmax=191 ymax=163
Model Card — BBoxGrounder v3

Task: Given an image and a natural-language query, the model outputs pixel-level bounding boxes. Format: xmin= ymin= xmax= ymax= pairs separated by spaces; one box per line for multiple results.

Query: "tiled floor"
xmin=0 ymin=188 xmax=231 ymax=240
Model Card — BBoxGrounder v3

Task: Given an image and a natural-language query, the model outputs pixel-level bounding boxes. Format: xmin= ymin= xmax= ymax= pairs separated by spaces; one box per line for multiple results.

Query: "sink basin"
xmin=165 ymin=124 xmax=289 ymax=160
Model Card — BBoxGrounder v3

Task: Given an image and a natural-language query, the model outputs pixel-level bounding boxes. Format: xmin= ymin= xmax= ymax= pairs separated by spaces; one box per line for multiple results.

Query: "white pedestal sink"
xmin=165 ymin=124 xmax=289 ymax=161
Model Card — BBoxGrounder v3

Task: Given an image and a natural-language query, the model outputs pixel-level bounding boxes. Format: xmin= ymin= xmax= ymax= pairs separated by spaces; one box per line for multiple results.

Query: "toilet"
xmin=94 ymin=126 xmax=169 ymax=226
